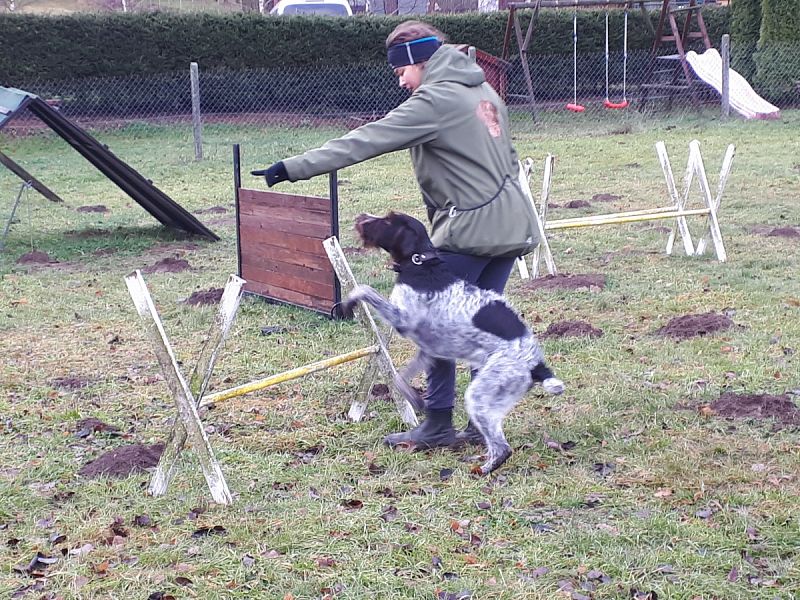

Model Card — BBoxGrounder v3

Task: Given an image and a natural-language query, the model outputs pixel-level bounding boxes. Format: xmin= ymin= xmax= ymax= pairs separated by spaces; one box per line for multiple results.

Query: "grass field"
xmin=0 ymin=112 xmax=799 ymax=599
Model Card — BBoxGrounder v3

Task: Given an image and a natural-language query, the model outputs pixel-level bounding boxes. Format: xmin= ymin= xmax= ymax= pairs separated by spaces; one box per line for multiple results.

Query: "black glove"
xmin=251 ymin=161 xmax=289 ymax=188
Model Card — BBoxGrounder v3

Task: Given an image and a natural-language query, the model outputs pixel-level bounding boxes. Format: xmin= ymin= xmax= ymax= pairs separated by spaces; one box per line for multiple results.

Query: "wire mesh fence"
xmin=5 ymin=43 xmax=799 ymax=158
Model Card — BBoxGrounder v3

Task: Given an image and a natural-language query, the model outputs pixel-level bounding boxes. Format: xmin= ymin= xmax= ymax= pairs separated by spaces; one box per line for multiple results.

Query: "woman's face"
xmin=394 ymin=64 xmax=424 ymax=92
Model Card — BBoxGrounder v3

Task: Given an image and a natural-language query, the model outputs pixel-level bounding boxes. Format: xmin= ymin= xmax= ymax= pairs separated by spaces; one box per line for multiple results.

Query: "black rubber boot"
xmin=454 ymin=420 xmax=486 ymax=447
xmin=384 ymin=409 xmax=457 ymax=449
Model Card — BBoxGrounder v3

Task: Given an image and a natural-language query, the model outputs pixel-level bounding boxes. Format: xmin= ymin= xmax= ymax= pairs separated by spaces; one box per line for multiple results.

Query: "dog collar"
xmin=411 ymin=253 xmax=426 ymax=265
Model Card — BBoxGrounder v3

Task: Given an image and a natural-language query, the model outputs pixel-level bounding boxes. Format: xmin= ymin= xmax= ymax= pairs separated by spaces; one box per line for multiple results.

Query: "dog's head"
xmin=354 ymin=212 xmax=436 ymax=265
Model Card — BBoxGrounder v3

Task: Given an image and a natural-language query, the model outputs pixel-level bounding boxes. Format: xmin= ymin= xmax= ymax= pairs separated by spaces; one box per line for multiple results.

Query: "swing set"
xmin=503 ymin=1 xmax=652 ymax=117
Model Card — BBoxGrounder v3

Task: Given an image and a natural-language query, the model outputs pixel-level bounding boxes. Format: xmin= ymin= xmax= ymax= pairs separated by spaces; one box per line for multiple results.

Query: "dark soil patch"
xmin=542 ymin=320 xmax=604 ymax=338
xmin=142 ymin=256 xmax=191 ymax=274
xmin=526 ymin=273 xmax=606 ymax=291
xmin=371 ymin=383 xmax=390 ymax=397
xmin=65 ymin=228 xmax=107 ymax=239
xmin=709 ymin=393 xmax=800 ymax=425
xmin=17 ymin=250 xmax=56 ymax=264
xmin=591 ymin=193 xmax=622 ymax=202
xmin=76 ymin=205 xmax=109 ymax=213
xmin=51 ymin=376 xmax=91 ymax=391
xmin=564 ymin=200 xmax=591 ymax=209
xmin=78 ymin=443 xmax=164 ymax=479
xmin=75 ymin=418 xmax=120 ymax=436
xmin=195 ymin=206 xmax=228 ymax=215
xmin=655 ymin=312 xmax=734 ymax=340
xmin=184 ymin=287 xmax=224 ymax=306
xmin=766 ymin=226 xmax=799 ymax=238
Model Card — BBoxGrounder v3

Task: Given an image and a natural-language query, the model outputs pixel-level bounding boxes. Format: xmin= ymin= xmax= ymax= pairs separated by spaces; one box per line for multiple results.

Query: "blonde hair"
xmin=385 ymin=21 xmax=446 ymax=49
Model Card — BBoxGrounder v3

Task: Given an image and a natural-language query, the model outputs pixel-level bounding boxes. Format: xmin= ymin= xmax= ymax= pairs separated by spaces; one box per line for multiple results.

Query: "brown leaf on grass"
xmin=728 ymin=567 xmax=739 ymax=582
xmin=367 ymin=462 xmax=386 ymax=476
xmin=476 ymin=501 xmax=491 ymax=510
xmin=440 ymin=468 xmax=454 ymax=481
xmin=340 ymin=499 xmax=363 ymax=511
xmin=175 ymin=576 xmax=193 ymax=586
xmin=133 ymin=514 xmax=153 ymax=527
xmin=315 ymin=556 xmax=336 ymax=568
xmin=698 ymin=405 xmax=717 ymax=417
xmin=380 ymin=505 xmax=399 ymax=522
xmin=93 ymin=560 xmax=110 ymax=575
xmin=283 ymin=594 xmax=295 ymax=600
xmin=262 ymin=549 xmax=283 ymax=559
xmin=13 ymin=552 xmax=58 ymax=575
xmin=653 ymin=488 xmax=673 ymax=498
xmin=191 ymin=525 xmax=227 ymax=538
xmin=148 ymin=593 xmax=176 ymax=600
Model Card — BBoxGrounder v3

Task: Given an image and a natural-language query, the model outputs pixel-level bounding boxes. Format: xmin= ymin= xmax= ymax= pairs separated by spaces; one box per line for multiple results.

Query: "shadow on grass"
xmin=1 ymin=224 xmax=216 ymax=266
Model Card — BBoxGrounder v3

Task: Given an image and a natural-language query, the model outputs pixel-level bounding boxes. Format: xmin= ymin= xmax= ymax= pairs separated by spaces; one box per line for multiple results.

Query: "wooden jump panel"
xmin=235 ymin=181 xmax=338 ymax=315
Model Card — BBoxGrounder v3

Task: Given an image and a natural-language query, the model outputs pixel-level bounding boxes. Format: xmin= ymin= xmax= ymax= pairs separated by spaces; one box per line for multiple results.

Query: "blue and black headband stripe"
xmin=387 ymin=36 xmax=442 ymax=69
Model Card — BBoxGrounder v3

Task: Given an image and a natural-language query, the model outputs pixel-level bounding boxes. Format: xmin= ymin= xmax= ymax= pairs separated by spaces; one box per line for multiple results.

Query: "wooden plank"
xmin=238 ymin=212 xmax=331 ymax=238
xmin=240 ymin=242 xmax=332 ymax=271
xmin=245 ymin=279 xmax=334 ymax=313
xmin=238 ymin=188 xmax=331 ymax=213
xmin=240 ymin=253 xmax=333 ymax=286
xmin=238 ymin=199 xmax=333 ymax=226
xmin=239 ymin=224 xmax=329 ymax=254
xmin=0 ymin=151 xmax=64 ymax=203
xmin=241 ymin=262 xmax=336 ymax=299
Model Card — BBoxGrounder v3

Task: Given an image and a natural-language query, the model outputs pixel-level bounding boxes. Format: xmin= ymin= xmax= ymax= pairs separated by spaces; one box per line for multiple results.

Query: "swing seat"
xmin=566 ymin=103 xmax=585 ymax=113
xmin=604 ymin=99 xmax=629 ymax=110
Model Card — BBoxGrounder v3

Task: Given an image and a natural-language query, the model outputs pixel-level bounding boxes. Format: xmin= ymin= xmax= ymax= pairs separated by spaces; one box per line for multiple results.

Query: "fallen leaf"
xmin=653 ymin=488 xmax=673 ymax=498
xmin=191 ymin=525 xmax=227 ymax=538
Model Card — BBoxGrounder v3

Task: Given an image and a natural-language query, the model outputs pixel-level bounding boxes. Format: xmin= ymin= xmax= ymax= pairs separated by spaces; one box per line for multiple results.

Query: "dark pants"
xmin=425 ymin=251 xmax=517 ymax=412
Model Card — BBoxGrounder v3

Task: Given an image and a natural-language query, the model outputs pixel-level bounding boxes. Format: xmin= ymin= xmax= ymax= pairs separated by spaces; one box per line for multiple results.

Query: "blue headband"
xmin=387 ymin=36 xmax=442 ymax=69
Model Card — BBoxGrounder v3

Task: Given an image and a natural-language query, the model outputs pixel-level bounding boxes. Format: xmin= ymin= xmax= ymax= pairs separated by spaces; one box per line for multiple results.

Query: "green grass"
xmin=0 ymin=113 xmax=799 ymax=599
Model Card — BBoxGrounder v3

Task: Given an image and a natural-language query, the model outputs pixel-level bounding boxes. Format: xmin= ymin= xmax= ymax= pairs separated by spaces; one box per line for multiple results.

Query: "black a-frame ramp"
xmin=0 ymin=86 xmax=218 ymax=241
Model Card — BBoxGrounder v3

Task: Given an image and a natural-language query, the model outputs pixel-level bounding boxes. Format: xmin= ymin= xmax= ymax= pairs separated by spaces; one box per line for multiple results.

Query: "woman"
xmin=254 ymin=20 xmax=541 ymax=450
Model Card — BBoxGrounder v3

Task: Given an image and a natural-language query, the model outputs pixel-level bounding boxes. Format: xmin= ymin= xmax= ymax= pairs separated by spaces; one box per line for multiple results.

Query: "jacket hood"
xmin=421 ymin=45 xmax=486 ymax=88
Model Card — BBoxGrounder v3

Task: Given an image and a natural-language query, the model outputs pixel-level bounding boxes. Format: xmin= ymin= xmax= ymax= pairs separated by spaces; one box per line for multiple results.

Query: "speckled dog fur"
xmin=344 ymin=212 xmax=565 ymax=474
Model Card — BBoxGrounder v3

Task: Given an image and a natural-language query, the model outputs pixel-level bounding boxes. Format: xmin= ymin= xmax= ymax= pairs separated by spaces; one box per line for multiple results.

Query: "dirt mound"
xmin=76 ymin=205 xmax=109 ymax=213
xmin=142 ymin=256 xmax=191 ymax=274
xmin=17 ymin=251 xmax=56 ymax=264
xmin=526 ymin=274 xmax=606 ymax=291
xmin=564 ymin=200 xmax=591 ymax=209
xmin=184 ymin=287 xmax=224 ymax=306
xmin=79 ymin=443 xmax=164 ymax=479
xmin=542 ymin=320 xmax=604 ymax=338
xmin=592 ymin=193 xmax=622 ymax=202
xmin=655 ymin=312 xmax=734 ymax=340
xmin=709 ymin=393 xmax=800 ymax=425
xmin=194 ymin=206 xmax=228 ymax=215
xmin=51 ymin=376 xmax=91 ymax=391
xmin=766 ymin=227 xmax=799 ymax=238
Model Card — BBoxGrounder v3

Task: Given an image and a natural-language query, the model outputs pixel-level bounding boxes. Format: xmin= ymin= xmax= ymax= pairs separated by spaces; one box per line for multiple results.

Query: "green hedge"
xmin=1 ymin=8 xmax=731 ymax=82
xmin=729 ymin=0 xmax=761 ymax=80
xmin=753 ymin=0 xmax=800 ymax=103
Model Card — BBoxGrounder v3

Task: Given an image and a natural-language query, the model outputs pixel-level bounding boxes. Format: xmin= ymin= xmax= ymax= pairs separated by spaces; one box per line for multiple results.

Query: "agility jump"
xmin=518 ymin=140 xmax=735 ymax=278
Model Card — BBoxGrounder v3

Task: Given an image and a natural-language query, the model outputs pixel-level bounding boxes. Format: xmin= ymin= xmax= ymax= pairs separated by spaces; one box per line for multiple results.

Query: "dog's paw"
xmin=542 ymin=377 xmax=565 ymax=395
xmin=346 ymin=284 xmax=372 ymax=304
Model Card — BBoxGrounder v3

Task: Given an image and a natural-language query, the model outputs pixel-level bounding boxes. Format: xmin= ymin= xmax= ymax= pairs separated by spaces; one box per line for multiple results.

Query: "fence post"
xmin=720 ymin=34 xmax=730 ymax=120
xmin=190 ymin=62 xmax=203 ymax=161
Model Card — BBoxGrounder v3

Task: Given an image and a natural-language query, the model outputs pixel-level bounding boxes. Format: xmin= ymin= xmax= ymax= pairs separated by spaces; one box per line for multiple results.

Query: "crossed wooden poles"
xmin=516 ymin=140 xmax=735 ymax=279
xmin=125 ymin=240 xmax=416 ymax=505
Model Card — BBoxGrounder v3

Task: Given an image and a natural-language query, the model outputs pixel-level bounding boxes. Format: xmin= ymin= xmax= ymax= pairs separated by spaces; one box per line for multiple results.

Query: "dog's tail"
xmin=531 ymin=362 xmax=565 ymax=395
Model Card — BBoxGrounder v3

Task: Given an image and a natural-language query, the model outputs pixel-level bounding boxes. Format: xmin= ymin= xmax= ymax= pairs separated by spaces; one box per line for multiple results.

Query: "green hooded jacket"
xmin=282 ymin=45 xmax=540 ymax=257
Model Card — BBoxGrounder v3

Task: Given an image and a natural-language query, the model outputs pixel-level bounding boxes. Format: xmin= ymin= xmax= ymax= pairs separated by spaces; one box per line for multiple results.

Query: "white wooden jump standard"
xmin=523 ymin=140 xmax=734 ymax=277
xmin=323 ymin=235 xmax=419 ymax=427
xmin=126 ymin=270 xmax=245 ymax=505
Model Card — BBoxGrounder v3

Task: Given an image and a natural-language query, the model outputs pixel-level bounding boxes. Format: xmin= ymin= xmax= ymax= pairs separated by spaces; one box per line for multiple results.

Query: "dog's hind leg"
xmin=465 ymin=356 xmax=531 ymax=475
xmin=530 ymin=362 xmax=566 ymax=395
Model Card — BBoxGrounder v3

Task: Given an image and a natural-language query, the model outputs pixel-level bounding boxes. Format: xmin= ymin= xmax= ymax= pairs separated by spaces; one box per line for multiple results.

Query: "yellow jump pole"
xmin=546 ymin=208 xmax=711 ymax=231
xmin=548 ymin=205 xmax=679 ymax=226
xmin=199 ymin=345 xmax=379 ymax=407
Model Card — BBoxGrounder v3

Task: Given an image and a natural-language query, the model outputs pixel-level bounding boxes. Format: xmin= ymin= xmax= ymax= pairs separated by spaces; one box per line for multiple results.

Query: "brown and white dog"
xmin=343 ymin=212 xmax=564 ymax=474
